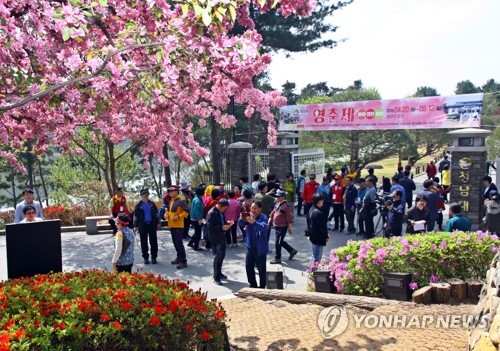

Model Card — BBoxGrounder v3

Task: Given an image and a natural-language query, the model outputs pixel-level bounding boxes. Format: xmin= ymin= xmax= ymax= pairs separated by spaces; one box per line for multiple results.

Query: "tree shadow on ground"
xmin=230 ymin=334 xmax=398 ymax=351
xmin=311 ymin=334 xmax=398 ymax=351
xmin=231 ymin=336 xmax=261 ymax=351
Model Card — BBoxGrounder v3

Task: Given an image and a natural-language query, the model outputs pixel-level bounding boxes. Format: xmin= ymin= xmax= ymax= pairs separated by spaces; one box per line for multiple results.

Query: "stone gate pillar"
xmin=228 ymin=142 xmax=253 ymax=187
xmin=269 ymin=132 xmax=299 ymax=182
xmin=448 ymin=128 xmax=492 ymax=225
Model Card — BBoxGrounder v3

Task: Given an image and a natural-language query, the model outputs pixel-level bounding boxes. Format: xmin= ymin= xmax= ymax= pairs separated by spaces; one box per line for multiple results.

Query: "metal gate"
xmin=291 ymin=149 xmax=325 ymax=178
xmin=248 ymin=149 xmax=269 ymax=179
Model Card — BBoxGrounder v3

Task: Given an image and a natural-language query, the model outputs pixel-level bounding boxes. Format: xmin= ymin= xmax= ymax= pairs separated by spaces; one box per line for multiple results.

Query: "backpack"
xmin=118 ymin=231 xmax=132 ymax=257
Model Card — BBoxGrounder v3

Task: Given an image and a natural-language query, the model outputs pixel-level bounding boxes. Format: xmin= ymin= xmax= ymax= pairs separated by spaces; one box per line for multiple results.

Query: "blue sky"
xmin=268 ymin=0 xmax=500 ymax=99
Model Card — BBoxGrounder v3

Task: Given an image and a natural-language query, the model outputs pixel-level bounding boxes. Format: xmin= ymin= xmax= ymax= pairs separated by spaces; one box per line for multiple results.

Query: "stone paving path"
xmin=221 ymin=296 xmax=474 ymax=351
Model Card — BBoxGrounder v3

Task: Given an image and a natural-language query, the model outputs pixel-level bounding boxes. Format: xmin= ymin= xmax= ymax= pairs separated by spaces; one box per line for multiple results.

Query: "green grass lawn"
xmin=358 ymin=154 xmax=438 ymax=179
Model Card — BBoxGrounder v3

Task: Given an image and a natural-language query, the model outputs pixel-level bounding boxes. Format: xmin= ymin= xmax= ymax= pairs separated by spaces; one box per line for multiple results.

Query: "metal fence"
xmin=248 ymin=149 xmax=269 ymax=179
xmin=291 ymin=149 xmax=325 ymax=178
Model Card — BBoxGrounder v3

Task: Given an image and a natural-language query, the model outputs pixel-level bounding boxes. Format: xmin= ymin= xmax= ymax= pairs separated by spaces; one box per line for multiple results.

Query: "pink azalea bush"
xmin=327 ymin=231 xmax=499 ymax=296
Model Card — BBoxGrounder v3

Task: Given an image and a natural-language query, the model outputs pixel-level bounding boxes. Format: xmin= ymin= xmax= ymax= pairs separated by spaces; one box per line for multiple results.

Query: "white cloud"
xmin=268 ymin=0 xmax=500 ymax=99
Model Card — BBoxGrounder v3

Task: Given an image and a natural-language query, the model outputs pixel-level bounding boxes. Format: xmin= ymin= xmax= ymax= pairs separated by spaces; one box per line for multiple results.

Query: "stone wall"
xmin=228 ymin=142 xmax=253 ymax=187
xmin=268 ymin=148 xmax=293 ymax=181
xmin=468 ymin=252 xmax=500 ymax=350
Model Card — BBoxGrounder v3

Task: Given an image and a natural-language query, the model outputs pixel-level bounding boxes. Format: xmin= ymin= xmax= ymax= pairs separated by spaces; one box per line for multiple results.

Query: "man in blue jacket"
xmin=238 ymin=200 xmax=268 ymax=289
xmin=386 ymin=190 xmax=405 ymax=237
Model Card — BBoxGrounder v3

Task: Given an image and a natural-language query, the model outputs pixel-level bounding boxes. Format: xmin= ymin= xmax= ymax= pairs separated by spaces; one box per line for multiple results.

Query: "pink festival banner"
xmin=277 ymin=93 xmax=483 ymax=131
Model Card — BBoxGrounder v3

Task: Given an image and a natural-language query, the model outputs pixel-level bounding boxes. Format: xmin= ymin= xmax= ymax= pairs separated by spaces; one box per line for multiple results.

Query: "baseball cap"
xmin=140 ymin=188 xmax=150 ymax=195
xmin=276 ymin=190 xmax=287 ymax=197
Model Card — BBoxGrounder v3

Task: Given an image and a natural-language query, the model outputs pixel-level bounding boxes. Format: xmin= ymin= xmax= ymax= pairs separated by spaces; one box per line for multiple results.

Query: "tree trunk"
xmin=149 ymin=155 xmax=161 ymax=197
xmin=236 ymin=288 xmax=402 ymax=310
xmin=430 ymin=282 xmax=451 ymax=304
xmin=103 ymin=139 xmax=113 ymax=197
xmin=349 ymin=131 xmax=360 ymax=170
xmin=466 ymin=279 xmax=483 ymax=301
xmin=412 ymin=286 xmax=432 ymax=304
xmin=176 ymin=159 xmax=181 ymax=185
xmin=162 ymin=144 xmax=172 ymax=188
xmin=11 ymin=167 xmax=17 ymax=209
xmin=446 ymin=278 xmax=466 ymax=302
xmin=26 ymin=149 xmax=34 ymax=189
xmin=210 ymin=115 xmax=220 ymax=184
xmin=37 ymin=159 xmax=49 ymax=207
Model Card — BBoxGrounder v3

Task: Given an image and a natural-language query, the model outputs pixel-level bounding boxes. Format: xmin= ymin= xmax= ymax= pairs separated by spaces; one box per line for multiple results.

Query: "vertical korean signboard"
xmin=278 ymin=93 xmax=483 ymax=131
xmin=457 ymin=156 xmax=472 ymax=213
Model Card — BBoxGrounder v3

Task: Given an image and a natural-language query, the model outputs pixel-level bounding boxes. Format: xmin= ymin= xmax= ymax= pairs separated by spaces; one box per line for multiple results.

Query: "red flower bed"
xmin=1 ymin=206 xmax=109 ymax=229
xmin=0 ymin=270 xmax=227 ymax=350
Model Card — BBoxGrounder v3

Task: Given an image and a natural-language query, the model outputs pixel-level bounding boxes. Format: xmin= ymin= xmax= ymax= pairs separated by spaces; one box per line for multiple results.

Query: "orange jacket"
xmin=167 ymin=195 xmax=189 ymax=229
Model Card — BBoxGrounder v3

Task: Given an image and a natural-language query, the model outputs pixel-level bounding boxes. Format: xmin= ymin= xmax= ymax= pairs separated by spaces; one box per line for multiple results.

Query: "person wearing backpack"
xmin=269 ymin=190 xmax=297 ymax=264
xmin=112 ymin=213 xmax=136 ymax=273
xmin=307 ymin=193 xmax=329 ymax=265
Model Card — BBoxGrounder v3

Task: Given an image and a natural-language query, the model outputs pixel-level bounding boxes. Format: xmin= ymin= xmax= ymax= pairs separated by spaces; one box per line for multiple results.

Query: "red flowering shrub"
xmin=0 ymin=206 xmax=109 ymax=229
xmin=0 ymin=211 xmax=15 ymax=230
xmin=0 ymin=270 xmax=227 ymax=350
xmin=42 ymin=205 xmax=108 ymax=226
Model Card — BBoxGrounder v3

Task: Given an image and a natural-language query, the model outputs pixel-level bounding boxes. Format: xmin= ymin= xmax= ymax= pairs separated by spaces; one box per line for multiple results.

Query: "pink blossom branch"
xmin=0 ymin=42 xmax=163 ymax=112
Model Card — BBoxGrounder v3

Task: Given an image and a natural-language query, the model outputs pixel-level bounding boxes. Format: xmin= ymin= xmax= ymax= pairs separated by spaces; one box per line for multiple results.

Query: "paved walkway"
xmin=0 ymin=171 xmax=484 ymax=350
xmin=0 ymin=172 xmax=453 ymax=299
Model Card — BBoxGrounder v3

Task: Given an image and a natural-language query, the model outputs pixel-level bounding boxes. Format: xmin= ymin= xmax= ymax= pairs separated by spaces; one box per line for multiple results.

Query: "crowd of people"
xmin=11 ymin=158 xmax=499 ymax=288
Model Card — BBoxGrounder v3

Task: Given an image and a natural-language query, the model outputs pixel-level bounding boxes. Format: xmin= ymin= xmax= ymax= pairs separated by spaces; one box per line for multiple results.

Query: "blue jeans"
xmin=311 ymin=244 xmax=324 ymax=264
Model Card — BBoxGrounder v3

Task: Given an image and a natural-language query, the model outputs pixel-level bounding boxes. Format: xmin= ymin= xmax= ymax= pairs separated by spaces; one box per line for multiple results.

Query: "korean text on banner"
xmin=278 ymin=93 xmax=483 ymax=131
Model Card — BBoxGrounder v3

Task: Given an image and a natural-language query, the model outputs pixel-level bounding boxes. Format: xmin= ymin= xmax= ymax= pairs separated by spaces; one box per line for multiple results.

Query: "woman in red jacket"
xmin=301 ymin=174 xmax=319 ymax=218
xmin=426 ymin=160 xmax=437 ymax=179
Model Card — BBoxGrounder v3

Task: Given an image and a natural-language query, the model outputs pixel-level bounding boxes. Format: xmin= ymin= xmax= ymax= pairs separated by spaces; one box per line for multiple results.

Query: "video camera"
xmin=375 ymin=193 xmax=394 ymax=207
xmin=375 ymin=192 xmax=394 ymax=217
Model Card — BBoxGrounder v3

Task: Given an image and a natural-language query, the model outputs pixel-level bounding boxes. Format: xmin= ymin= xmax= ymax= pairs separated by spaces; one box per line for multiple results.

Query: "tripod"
xmin=374 ymin=207 xmax=389 ymax=238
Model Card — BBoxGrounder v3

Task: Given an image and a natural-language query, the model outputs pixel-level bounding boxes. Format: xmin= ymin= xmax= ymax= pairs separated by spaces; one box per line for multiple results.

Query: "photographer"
xmin=385 ymin=190 xmax=405 ymax=237
xmin=483 ymin=190 xmax=500 ymax=234
xmin=360 ymin=176 xmax=377 ymax=239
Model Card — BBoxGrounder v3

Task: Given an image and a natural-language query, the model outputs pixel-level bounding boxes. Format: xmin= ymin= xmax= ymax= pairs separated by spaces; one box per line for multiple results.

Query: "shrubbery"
xmin=0 ymin=206 xmax=109 ymax=229
xmin=327 ymin=231 xmax=500 ymax=296
xmin=0 ymin=270 xmax=227 ymax=350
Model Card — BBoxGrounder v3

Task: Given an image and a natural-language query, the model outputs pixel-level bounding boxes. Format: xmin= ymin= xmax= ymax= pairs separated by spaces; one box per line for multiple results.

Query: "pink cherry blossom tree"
xmin=0 ymin=0 xmax=315 ymax=178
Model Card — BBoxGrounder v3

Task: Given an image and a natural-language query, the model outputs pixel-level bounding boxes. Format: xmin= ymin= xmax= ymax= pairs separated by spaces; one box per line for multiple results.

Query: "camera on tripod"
xmin=375 ymin=193 xmax=394 ymax=216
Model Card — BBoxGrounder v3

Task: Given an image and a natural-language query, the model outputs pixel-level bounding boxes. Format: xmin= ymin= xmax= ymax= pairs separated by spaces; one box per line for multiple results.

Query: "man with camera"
xmin=385 ymin=190 xmax=405 ymax=237
xmin=360 ymin=176 xmax=377 ymax=239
